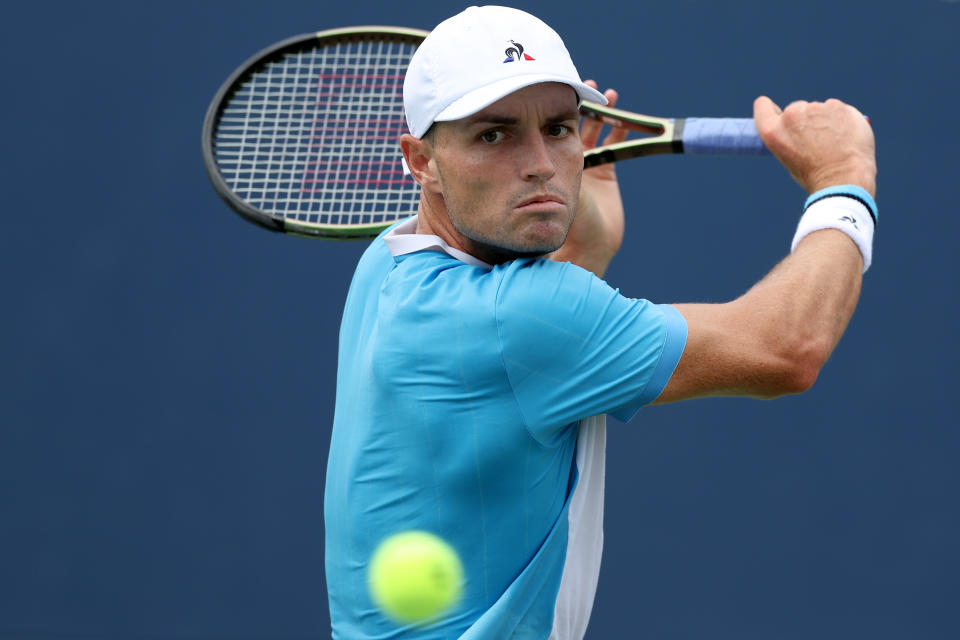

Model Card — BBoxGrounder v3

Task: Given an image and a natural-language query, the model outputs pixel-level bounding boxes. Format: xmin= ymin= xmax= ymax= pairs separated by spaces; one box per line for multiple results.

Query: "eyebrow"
xmin=463 ymin=109 xmax=581 ymax=127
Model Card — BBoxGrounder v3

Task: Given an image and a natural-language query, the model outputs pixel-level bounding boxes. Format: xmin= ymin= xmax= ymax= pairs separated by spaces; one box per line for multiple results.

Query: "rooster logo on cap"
xmin=504 ymin=40 xmax=535 ymax=63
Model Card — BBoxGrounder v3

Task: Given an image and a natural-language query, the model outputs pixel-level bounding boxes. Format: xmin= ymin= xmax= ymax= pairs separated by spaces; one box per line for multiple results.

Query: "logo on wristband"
xmin=838 ymin=215 xmax=860 ymax=230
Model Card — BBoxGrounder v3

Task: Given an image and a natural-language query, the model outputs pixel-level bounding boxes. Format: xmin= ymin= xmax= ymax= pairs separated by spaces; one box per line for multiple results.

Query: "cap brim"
xmin=433 ymin=74 xmax=607 ymax=124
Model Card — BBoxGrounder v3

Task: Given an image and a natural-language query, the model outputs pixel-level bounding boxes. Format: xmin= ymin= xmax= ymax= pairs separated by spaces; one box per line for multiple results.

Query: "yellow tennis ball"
xmin=368 ymin=530 xmax=464 ymax=625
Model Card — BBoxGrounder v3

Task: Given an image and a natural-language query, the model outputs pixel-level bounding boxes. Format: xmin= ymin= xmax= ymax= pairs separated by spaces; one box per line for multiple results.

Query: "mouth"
xmin=515 ymin=194 xmax=566 ymax=212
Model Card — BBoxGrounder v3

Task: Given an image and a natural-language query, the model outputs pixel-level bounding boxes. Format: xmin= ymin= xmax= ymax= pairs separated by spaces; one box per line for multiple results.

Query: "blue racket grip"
xmin=681 ymin=118 xmax=769 ymax=155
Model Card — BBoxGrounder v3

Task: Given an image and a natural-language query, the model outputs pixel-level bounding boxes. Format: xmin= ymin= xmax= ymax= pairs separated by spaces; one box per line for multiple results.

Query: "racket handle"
xmin=680 ymin=118 xmax=769 ymax=155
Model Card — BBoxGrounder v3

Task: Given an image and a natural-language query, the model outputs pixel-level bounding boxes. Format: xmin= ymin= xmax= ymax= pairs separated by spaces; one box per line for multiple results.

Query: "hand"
xmin=754 ymin=96 xmax=877 ymax=197
xmin=549 ymin=81 xmax=629 ymax=277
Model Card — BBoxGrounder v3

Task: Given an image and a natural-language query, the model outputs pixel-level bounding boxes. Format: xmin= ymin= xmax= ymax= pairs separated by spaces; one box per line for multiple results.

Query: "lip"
xmin=515 ymin=194 xmax=566 ymax=211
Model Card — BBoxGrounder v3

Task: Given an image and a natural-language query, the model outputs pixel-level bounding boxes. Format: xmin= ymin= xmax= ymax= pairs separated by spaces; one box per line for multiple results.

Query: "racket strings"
xmin=213 ymin=37 xmax=421 ymax=229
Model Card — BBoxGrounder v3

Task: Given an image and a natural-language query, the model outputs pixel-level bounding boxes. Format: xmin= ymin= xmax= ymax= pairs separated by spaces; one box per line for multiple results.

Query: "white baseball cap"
xmin=403 ymin=5 xmax=607 ymax=138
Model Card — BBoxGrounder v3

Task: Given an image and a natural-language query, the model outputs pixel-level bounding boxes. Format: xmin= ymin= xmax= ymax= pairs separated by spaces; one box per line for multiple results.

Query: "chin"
xmin=454 ymin=215 xmax=570 ymax=262
xmin=464 ymin=233 xmax=564 ymax=264
xmin=519 ymin=220 xmax=569 ymax=252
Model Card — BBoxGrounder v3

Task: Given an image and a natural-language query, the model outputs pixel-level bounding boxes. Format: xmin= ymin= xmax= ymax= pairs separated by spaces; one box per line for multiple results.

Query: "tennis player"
xmin=325 ymin=6 xmax=876 ymax=639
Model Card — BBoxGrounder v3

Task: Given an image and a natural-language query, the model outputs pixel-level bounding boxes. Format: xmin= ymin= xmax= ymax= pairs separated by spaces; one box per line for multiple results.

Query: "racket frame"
xmin=201 ymin=26 xmax=429 ymax=239
xmin=579 ymin=102 xmax=683 ymax=168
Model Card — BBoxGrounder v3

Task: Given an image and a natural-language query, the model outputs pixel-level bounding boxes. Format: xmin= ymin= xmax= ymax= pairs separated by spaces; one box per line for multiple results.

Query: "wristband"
xmin=792 ymin=191 xmax=876 ymax=273
xmin=803 ymin=185 xmax=878 ymax=224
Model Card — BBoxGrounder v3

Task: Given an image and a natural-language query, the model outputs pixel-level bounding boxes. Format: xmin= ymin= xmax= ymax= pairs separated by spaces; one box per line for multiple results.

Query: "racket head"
xmin=202 ymin=26 xmax=428 ymax=239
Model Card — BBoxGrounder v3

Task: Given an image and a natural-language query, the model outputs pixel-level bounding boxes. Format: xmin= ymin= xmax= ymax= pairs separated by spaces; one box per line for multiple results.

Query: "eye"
xmin=479 ymin=129 xmax=505 ymax=144
xmin=547 ymin=124 xmax=571 ymax=137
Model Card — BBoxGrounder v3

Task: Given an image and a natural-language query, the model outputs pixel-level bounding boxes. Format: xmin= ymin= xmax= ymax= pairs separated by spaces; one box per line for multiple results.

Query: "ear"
xmin=400 ymin=133 xmax=441 ymax=193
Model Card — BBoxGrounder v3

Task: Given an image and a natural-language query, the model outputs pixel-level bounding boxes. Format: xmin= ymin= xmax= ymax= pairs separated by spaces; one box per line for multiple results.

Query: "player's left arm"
xmin=653 ymin=96 xmax=875 ymax=403
xmin=548 ymin=82 xmax=628 ymax=277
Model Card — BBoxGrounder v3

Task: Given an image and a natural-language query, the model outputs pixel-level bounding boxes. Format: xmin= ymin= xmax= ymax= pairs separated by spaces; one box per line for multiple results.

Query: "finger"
xmin=602 ymin=123 xmax=629 ymax=147
xmin=582 ymin=86 xmax=625 ymax=149
xmin=602 ymin=87 xmax=618 ymax=109
xmin=580 ymin=80 xmax=605 ymax=148
xmin=753 ymin=95 xmax=782 ymax=139
xmin=753 ymin=95 xmax=781 ymax=118
xmin=596 ymin=88 xmax=629 ymax=146
xmin=580 ymin=116 xmax=603 ymax=149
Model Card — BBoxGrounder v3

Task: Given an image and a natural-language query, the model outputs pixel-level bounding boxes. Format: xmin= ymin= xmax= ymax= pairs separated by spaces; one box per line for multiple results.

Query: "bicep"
xmin=496 ymin=260 xmax=684 ymax=430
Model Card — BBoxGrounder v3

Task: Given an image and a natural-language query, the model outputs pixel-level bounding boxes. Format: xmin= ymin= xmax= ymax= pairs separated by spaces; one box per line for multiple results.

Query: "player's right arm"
xmin=653 ymin=96 xmax=877 ymax=403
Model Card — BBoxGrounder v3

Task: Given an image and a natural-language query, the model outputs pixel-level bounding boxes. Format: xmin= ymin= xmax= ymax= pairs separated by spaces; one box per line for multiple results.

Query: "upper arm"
xmin=495 ymin=259 xmax=685 ymax=432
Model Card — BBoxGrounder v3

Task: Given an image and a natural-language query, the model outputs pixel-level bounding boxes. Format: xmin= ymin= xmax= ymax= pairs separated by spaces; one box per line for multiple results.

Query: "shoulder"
xmin=493 ymin=257 xmax=634 ymax=321
xmin=492 ymin=259 xmax=688 ymax=426
xmin=492 ymin=257 xmax=685 ymax=372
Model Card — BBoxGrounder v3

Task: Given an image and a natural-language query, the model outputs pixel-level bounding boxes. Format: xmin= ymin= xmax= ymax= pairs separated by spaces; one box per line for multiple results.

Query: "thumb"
xmin=752 ymin=95 xmax=781 ymax=139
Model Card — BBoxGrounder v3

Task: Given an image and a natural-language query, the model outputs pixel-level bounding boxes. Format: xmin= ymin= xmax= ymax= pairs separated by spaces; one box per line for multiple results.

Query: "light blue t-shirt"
xmin=325 ymin=219 xmax=687 ymax=639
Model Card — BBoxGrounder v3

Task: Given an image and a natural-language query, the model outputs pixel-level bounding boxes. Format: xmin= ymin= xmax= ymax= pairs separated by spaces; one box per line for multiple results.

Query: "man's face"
xmin=427 ymin=83 xmax=583 ymax=261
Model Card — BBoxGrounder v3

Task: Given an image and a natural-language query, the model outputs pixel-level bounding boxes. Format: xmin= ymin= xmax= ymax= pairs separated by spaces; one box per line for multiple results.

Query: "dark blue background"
xmin=2 ymin=1 xmax=957 ymax=638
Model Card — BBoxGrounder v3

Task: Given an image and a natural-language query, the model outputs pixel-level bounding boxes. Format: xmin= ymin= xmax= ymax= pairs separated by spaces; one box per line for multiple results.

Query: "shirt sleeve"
xmin=494 ymin=258 xmax=687 ymax=440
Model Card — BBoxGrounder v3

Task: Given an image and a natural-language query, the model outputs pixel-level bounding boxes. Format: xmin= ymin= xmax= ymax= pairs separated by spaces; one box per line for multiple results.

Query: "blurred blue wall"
xmin=1 ymin=1 xmax=957 ymax=638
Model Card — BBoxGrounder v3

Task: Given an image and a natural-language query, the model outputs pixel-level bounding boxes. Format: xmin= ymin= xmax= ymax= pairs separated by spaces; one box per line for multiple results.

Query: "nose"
xmin=521 ymin=132 xmax=556 ymax=181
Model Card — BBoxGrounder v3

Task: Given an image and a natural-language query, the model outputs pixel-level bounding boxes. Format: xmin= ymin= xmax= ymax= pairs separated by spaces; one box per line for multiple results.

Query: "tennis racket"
xmin=202 ymin=26 xmax=768 ymax=240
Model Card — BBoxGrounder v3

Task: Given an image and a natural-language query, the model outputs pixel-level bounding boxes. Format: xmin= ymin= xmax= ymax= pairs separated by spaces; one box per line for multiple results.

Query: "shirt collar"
xmin=383 ymin=216 xmax=492 ymax=269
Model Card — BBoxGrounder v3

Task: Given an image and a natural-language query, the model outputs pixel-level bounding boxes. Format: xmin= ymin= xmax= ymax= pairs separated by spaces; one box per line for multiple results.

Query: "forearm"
xmin=653 ymin=96 xmax=875 ymax=404
xmin=735 ymin=228 xmax=863 ymax=383
xmin=658 ymin=229 xmax=863 ymax=403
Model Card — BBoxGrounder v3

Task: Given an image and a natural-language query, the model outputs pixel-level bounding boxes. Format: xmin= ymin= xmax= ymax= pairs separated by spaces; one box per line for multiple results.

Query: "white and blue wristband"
xmin=791 ymin=185 xmax=877 ymax=273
